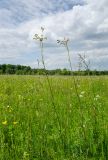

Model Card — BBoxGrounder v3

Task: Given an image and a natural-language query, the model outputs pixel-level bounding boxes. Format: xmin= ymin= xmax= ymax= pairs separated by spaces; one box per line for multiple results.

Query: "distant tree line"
xmin=0 ymin=64 xmax=108 ymax=75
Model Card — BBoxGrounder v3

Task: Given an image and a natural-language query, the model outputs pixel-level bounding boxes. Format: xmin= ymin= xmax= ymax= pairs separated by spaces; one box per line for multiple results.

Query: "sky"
xmin=0 ymin=0 xmax=108 ymax=70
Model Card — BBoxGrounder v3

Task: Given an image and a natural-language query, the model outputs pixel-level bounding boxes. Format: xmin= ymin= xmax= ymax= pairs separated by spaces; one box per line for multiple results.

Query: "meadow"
xmin=0 ymin=75 xmax=108 ymax=160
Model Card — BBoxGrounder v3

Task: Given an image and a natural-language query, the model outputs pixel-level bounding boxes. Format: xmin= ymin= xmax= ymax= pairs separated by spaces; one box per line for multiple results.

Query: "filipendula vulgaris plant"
xmin=57 ymin=38 xmax=87 ymax=154
xmin=78 ymin=54 xmax=98 ymax=124
xmin=33 ymin=27 xmax=64 ymax=149
xmin=78 ymin=54 xmax=105 ymax=157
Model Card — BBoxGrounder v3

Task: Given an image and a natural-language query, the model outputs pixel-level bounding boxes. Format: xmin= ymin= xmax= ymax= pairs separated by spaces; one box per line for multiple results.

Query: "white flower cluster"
xmin=79 ymin=91 xmax=85 ymax=98
xmin=94 ymin=94 xmax=100 ymax=101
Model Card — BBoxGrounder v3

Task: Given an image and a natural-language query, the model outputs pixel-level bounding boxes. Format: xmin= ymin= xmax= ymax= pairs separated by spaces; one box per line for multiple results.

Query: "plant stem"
xmin=65 ymin=43 xmax=86 ymax=139
xmin=40 ymin=41 xmax=62 ymax=139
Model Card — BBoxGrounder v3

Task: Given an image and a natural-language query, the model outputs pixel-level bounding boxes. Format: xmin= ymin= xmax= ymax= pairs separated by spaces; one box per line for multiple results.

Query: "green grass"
xmin=0 ymin=75 xmax=108 ymax=160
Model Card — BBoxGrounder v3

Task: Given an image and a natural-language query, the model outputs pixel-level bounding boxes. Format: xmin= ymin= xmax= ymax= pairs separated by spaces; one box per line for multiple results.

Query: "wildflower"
xmin=57 ymin=37 xmax=69 ymax=46
xmin=83 ymin=124 xmax=85 ymax=128
xmin=2 ymin=120 xmax=7 ymax=125
xmin=33 ymin=27 xmax=47 ymax=42
xmin=6 ymin=105 xmax=13 ymax=112
xmin=13 ymin=121 xmax=18 ymax=125
xmin=81 ymin=91 xmax=85 ymax=94
xmin=96 ymin=94 xmax=100 ymax=98
xmin=94 ymin=94 xmax=100 ymax=101
xmin=23 ymin=152 xmax=29 ymax=159
xmin=79 ymin=94 xmax=83 ymax=98
xmin=79 ymin=91 xmax=85 ymax=98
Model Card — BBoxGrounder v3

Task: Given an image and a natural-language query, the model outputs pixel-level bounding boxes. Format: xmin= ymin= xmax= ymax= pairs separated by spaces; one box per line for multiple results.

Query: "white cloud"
xmin=0 ymin=0 xmax=108 ymax=70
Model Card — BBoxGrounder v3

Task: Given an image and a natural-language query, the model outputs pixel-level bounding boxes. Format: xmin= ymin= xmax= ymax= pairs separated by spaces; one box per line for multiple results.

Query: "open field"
xmin=0 ymin=75 xmax=108 ymax=160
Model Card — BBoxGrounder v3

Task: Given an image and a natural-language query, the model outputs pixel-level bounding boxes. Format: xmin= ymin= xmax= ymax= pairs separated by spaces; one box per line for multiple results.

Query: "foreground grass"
xmin=0 ymin=75 xmax=108 ymax=160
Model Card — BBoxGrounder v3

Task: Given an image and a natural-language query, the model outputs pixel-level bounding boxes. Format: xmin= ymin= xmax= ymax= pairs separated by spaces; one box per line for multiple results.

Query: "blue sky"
xmin=0 ymin=0 xmax=108 ymax=70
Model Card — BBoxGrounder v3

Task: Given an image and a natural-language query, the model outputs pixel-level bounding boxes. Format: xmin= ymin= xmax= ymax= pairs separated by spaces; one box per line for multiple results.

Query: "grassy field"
xmin=0 ymin=75 xmax=108 ymax=160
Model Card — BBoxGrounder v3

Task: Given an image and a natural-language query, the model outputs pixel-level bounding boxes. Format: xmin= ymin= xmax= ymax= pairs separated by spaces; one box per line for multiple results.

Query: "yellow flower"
xmin=13 ymin=121 xmax=18 ymax=125
xmin=2 ymin=120 xmax=7 ymax=125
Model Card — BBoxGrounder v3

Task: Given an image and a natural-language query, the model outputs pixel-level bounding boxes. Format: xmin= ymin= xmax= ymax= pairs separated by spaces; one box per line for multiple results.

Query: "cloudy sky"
xmin=0 ymin=0 xmax=108 ymax=70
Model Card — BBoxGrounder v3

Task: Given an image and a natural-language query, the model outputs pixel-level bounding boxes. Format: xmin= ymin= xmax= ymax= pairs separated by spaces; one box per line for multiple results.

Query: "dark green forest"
xmin=0 ymin=64 xmax=108 ymax=75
